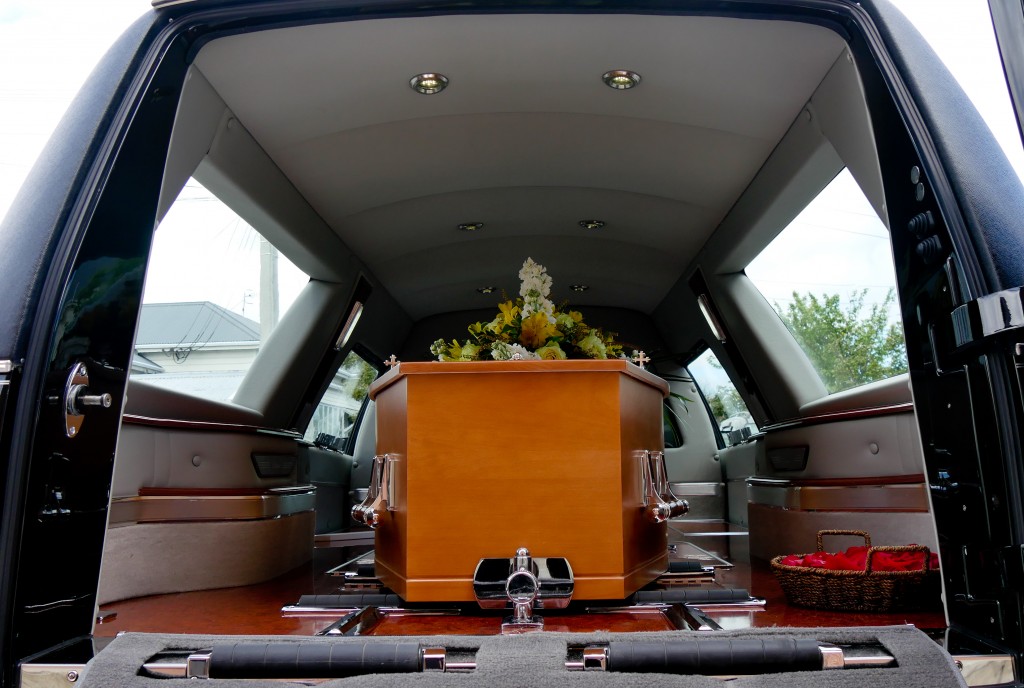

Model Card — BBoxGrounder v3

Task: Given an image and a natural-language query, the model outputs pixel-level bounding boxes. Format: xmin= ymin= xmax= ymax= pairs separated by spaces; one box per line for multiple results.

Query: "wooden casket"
xmin=366 ymin=360 xmax=671 ymax=602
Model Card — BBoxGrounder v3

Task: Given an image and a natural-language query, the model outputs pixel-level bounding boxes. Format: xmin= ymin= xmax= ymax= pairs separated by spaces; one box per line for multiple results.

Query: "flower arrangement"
xmin=430 ymin=258 xmax=624 ymax=361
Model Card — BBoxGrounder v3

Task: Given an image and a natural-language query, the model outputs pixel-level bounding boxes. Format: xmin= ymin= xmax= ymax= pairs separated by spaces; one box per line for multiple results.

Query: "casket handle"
xmin=351 ymin=454 xmax=397 ymax=528
xmin=640 ymin=450 xmax=688 ymax=523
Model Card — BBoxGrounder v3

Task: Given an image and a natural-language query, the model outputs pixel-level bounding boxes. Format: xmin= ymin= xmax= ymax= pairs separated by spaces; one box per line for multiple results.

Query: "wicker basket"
xmin=770 ymin=530 xmax=941 ymax=612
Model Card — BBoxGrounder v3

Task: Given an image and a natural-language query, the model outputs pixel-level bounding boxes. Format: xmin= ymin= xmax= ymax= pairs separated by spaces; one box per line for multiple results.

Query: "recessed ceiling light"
xmin=602 ymin=70 xmax=641 ymax=90
xmin=570 ymin=284 xmax=589 ymax=292
xmin=410 ymin=73 xmax=449 ymax=95
xmin=578 ymin=220 xmax=606 ymax=230
xmin=458 ymin=222 xmax=484 ymax=232
xmin=477 ymin=286 xmax=497 ymax=294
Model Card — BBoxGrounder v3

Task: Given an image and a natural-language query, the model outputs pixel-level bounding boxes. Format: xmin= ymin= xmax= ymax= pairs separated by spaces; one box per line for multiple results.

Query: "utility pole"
xmin=259 ymin=236 xmax=279 ymax=342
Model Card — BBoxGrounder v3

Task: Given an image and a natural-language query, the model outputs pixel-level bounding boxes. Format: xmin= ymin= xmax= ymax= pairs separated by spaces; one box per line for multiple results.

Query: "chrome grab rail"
xmin=640 ymin=450 xmax=689 ymax=523
xmin=351 ymin=454 xmax=397 ymax=529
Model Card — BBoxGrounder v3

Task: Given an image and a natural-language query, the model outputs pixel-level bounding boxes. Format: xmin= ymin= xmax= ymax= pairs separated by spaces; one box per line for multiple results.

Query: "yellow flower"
xmin=460 ymin=340 xmax=482 ymax=360
xmin=568 ymin=310 xmax=584 ymax=323
xmin=519 ymin=312 xmax=557 ymax=349
xmin=578 ymin=333 xmax=608 ymax=359
xmin=439 ymin=339 xmax=481 ymax=361
xmin=498 ymin=300 xmax=520 ymax=324
xmin=468 ymin=321 xmax=485 ymax=337
xmin=536 ymin=343 xmax=567 ymax=360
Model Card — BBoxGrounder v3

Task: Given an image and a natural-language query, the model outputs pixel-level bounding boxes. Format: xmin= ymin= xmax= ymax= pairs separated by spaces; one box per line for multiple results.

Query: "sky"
xmin=1 ymin=0 xmax=1022 ymax=330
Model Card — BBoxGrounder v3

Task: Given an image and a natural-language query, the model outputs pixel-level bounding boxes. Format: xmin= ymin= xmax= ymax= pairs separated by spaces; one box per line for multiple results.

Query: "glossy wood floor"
xmin=93 ymin=520 xmax=946 ymax=638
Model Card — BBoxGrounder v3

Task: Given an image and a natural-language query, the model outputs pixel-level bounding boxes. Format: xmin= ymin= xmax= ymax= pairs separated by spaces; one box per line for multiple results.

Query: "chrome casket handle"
xmin=640 ymin=450 xmax=688 ymax=523
xmin=351 ymin=454 xmax=396 ymax=528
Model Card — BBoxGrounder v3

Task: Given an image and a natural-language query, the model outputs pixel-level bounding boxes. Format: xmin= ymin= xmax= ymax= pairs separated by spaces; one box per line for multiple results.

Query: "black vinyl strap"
xmin=208 ymin=642 xmax=421 ymax=678
xmin=607 ymin=639 xmax=822 ymax=674
xmin=632 ymin=588 xmax=750 ymax=604
xmin=296 ymin=593 xmax=403 ymax=607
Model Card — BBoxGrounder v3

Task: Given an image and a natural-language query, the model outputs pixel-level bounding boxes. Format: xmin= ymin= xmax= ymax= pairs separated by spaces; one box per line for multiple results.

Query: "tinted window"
xmin=132 ymin=179 xmax=308 ymax=402
xmin=688 ymin=349 xmax=757 ymax=447
xmin=746 ymin=169 xmax=908 ymax=393
xmin=303 ymin=351 xmax=378 ymax=446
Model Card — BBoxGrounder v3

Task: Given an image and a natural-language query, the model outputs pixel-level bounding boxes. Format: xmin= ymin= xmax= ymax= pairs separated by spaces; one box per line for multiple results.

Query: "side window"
xmin=688 ymin=348 xmax=758 ymax=447
xmin=663 ymin=404 xmax=682 ymax=449
xmin=133 ymin=179 xmax=308 ymax=402
xmin=746 ymin=169 xmax=908 ymax=394
xmin=303 ymin=351 xmax=379 ymax=446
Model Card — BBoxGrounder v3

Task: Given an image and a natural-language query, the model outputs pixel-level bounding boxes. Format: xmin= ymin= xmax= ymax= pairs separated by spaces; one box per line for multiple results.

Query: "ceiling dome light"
xmin=410 ymin=73 xmax=449 ymax=95
xmin=570 ymin=284 xmax=589 ymax=292
xmin=578 ymin=219 xmax=606 ymax=230
xmin=602 ymin=70 xmax=641 ymax=90
xmin=458 ymin=222 xmax=484 ymax=232
xmin=476 ymin=286 xmax=497 ymax=294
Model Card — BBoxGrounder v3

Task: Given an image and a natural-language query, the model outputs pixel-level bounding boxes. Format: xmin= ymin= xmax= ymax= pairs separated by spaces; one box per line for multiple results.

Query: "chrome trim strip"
xmin=108 ymin=490 xmax=315 ymax=525
xmin=747 ymin=482 xmax=929 ymax=511
xmin=19 ymin=663 xmax=87 ymax=687
xmin=954 ymin=654 xmax=1017 ymax=687
xmin=668 ymin=482 xmax=724 ymax=497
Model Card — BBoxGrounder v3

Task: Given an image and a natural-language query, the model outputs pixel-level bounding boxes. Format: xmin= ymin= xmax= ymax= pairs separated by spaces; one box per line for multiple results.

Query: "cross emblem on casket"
xmin=385 ymin=354 xmax=400 ymax=369
xmin=632 ymin=350 xmax=650 ymax=369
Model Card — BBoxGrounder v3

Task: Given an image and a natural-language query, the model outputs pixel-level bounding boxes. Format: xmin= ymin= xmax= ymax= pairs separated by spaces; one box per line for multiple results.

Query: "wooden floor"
xmin=94 ymin=521 xmax=946 ymax=638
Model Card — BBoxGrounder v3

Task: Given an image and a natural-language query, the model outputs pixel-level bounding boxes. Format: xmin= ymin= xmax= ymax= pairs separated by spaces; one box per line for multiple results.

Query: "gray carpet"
xmin=81 ymin=626 xmax=966 ymax=687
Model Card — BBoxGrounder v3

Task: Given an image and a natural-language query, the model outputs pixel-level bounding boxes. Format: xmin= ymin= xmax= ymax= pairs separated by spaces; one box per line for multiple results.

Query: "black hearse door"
xmin=884 ymin=0 xmax=1024 ymax=673
xmin=915 ymin=0 xmax=1024 ymax=670
xmin=0 ymin=10 xmax=187 ymax=685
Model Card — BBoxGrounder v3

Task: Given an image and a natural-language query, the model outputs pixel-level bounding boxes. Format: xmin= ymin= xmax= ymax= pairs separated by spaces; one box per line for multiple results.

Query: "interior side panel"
xmin=97 ymin=512 xmax=313 ymax=604
xmin=111 ymin=424 xmax=298 ymax=496
xmin=720 ymin=439 xmax=761 ymax=527
xmin=762 ymin=412 xmax=924 ymax=479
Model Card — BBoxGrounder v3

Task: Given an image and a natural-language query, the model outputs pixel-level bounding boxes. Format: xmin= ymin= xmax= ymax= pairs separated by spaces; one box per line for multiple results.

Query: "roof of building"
xmin=131 ymin=352 xmax=165 ymax=373
xmin=136 ymin=302 xmax=261 ymax=348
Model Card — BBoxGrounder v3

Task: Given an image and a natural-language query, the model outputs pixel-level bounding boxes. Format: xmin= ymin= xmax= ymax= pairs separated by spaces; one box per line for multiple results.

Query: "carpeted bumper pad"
xmin=78 ymin=625 xmax=966 ymax=688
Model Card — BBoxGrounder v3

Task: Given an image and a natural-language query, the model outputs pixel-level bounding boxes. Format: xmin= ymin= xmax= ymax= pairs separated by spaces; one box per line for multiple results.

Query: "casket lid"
xmin=369 ymin=359 xmax=670 ymax=400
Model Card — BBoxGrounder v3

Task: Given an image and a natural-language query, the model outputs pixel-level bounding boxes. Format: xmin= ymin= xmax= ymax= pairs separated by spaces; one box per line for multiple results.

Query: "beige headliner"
xmin=193 ymin=13 xmax=845 ymax=319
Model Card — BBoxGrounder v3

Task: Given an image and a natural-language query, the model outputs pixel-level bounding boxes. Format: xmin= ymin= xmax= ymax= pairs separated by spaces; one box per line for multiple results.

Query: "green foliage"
xmin=776 ymin=289 xmax=907 ymax=393
xmin=344 ymin=354 xmax=379 ymax=401
xmin=706 ymin=385 xmax=745 ymax=423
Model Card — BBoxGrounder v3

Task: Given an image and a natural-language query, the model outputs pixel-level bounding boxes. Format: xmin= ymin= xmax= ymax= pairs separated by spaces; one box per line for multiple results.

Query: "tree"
xmin=776 ymin=289 xmax=907 ymax=393
xmin=346 ymin=355 xmax=379 ymax=401
xmin=707 ymin=385 xmax=746 ymax=423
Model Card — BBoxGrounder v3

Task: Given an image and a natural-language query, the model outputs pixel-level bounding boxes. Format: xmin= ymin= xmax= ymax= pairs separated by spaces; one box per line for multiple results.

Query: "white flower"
xmin=518 ymin=257 xmax=555 ymax=322
xmin=491 ymin=341 xmax=540 ymax=361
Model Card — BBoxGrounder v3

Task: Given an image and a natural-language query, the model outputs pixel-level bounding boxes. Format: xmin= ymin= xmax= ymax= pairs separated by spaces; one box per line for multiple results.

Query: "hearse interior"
xmin=3 ymin=0 xmax=1024 ymax=685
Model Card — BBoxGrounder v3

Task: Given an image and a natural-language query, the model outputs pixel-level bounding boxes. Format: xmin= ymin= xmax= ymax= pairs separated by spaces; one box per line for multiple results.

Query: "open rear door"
xmin=989 ymin=1 xmax=1024 ymax=150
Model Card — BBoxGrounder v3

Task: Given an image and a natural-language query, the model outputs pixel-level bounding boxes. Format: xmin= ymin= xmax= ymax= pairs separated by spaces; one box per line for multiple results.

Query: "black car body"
xmin=2 ymin=0 xmax=1024 ymax=685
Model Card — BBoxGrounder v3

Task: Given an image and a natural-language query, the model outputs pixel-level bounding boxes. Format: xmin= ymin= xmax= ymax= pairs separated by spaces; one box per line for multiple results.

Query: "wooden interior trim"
xmin=762 ymin=403 xmax=913 ymax=432
xmin=122 ymin=413 xmax=301 ymax=438
xmin=748 ymin=474 xmax=925 ymax=488
xmin=110 ymin=486 xmax=316 ymax=525
xmin=747 ymin=477 xmax=929 ymax=512
xmin=137 ymin=486 xmax=314 ymax=497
